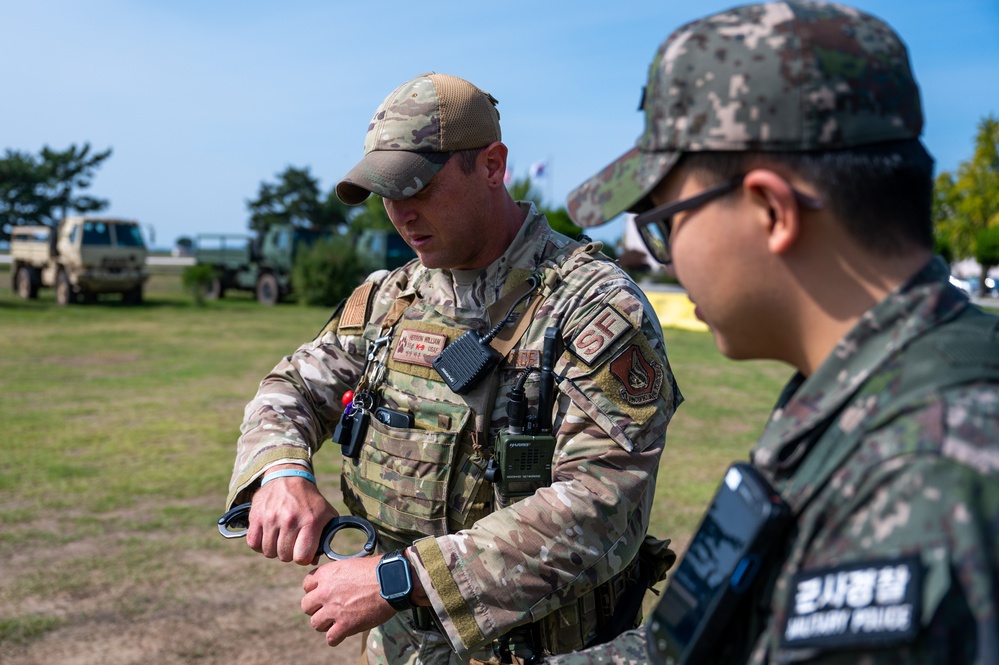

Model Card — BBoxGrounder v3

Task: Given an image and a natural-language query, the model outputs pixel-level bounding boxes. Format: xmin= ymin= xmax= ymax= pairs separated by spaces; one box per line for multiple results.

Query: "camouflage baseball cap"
xmin=567 ymin=0 xmax=924 ymax=228
xmin=335 ymin=73 xmax=501 ymax=205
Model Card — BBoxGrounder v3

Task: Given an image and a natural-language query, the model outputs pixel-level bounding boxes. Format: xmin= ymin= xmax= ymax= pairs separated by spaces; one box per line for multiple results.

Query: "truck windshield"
xmin=82 ymin=222 xmax=113 ymax=246
xmin=114 ymin=224 xmax=145 ymax=247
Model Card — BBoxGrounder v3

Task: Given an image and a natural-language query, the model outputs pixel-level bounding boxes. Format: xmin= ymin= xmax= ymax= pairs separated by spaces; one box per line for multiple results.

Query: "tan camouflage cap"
xmin=336 ymin=73 xmax=501 ymax=205
xmin=568 ymin=0 xmax=924 ymax=228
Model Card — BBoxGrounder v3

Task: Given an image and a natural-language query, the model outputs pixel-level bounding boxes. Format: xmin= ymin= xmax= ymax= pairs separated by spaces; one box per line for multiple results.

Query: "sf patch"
xmin=609 ymin=343 xmax=663 ymax=405
xmin=781 ymin=556 xmax=921 ymax=651
xmin=569 ymin=305 xmax=633 ymax=366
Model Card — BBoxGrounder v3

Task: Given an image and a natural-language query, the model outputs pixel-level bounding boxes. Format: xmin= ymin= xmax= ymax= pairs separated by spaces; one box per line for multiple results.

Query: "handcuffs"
xmin=217 ymin=502 xmax=378 ymax=560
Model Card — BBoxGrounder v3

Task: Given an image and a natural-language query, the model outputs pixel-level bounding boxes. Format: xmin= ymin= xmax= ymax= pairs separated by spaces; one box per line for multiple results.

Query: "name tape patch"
xmin=392 ymin=329 xmax=448 ymax=367
xmin=569 ymin=305 xmax=632 ymax=366
xmin=507 ymin=349 xmax=541 ymax=369
xmin=782 ymin=556 xmax=921 ymax=650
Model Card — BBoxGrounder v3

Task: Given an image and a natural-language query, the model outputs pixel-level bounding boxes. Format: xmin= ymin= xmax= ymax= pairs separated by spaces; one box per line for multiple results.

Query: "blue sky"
xmin=4 ymin=0 xmax=998 ymax=249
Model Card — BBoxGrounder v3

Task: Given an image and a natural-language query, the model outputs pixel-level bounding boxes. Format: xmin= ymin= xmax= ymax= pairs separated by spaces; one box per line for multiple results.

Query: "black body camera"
xmin=649 ymin=462 xmax=791 ymax=665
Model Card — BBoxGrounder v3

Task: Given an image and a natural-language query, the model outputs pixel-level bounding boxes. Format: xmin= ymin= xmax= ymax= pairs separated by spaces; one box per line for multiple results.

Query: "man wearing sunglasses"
xmin=553 ymin=1 xmax=999 ymax=663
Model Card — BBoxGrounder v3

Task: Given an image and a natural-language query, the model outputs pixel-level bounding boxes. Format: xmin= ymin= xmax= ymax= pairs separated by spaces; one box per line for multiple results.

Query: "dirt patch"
xmin=0 ymin=498 xmax=362 ymax=665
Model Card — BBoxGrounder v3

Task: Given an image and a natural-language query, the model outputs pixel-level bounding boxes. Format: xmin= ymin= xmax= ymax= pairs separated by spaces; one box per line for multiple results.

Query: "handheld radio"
xmin=491 ymin=327 xmax=561 ymax=500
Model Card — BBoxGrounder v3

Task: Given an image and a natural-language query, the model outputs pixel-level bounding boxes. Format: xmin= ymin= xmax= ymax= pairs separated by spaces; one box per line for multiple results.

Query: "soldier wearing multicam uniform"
xmin=226 ymin=73 xmax=681 ymax=664
xmin=549 ymin=1 xmax=999 ymax=664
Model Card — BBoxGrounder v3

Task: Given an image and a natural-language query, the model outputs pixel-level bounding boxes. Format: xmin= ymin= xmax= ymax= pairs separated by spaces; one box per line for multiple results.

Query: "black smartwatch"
xmin=377 ymin=549 xmax=413 ymax=611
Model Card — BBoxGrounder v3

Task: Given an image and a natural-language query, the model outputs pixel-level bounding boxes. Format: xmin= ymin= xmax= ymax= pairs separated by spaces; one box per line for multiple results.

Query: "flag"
xmin=529 ymin=161 xmax=547 ymax=179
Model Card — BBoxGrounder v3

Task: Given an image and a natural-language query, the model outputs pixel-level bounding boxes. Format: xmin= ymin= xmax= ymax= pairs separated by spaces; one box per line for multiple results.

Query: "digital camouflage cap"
xmin=567 ymin=0 xmax=924 ymax=228
xmin=336 ymin=73 xmax=501 ymax=205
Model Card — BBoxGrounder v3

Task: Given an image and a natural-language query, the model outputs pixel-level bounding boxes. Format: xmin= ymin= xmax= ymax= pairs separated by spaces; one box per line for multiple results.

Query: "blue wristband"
xmin=261 ymin=469 xmax=316 ymax=486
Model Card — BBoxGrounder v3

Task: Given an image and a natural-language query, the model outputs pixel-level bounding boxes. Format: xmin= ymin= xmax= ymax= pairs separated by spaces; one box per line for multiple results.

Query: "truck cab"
xmin=11 ymin=216 xmax=148 ymax=305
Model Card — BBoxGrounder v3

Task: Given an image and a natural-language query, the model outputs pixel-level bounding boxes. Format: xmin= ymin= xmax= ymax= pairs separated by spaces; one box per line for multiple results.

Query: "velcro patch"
xmin=609 ymin=343 xmax=663 ymax=405
xmin=392 ymin=329 xmax=447 ymax=367
xmin=568 ymin=305 xmax=633 ymax=366
xmin=506 ymin=349 xmax=541 ymax=369
xmin=782 ymin=556 xmax=921 ymax=650
xmin=340 ymin=281 xmax=375 ymax=332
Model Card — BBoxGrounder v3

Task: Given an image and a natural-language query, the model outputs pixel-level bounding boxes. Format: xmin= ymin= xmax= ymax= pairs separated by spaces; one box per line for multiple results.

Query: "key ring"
xmin=217 ymin=502 xmax=378 ymax=560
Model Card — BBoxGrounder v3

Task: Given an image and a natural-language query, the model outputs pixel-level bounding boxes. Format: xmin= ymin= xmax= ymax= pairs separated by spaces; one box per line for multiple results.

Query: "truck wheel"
xmin=15 ymin=266 xmax=39 ymax=300
xmin=256 ymin=273 xmax=280 ymax=306
xmin=56 ymin=270 xmax=75 ymax=305
xmin=124 ymin=284 xmax=144 ymax=306
xmin=204 ymin=276 xmax=225 ymax=300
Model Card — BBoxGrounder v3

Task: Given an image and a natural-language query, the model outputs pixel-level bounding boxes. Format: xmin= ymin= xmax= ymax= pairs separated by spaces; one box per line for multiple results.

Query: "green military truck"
xmin=10 ymin=216 xmax=148 ymax=305
xmin=195 ymin=224 xmax=330 ymax=305
xmin=195 ymin=224 xmax=415 ymax=305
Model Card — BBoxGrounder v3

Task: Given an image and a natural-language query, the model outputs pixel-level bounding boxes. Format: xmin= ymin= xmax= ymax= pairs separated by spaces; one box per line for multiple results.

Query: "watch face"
xmin=378 ymin=557 xmax=411 ymax=599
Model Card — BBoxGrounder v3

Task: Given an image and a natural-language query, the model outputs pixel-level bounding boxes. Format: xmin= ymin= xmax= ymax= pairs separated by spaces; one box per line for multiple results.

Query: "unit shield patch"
xmin=609 ymin=343 xmax=663 ymax=405
xmin=781 ymin=556 xmax=921 ymax=651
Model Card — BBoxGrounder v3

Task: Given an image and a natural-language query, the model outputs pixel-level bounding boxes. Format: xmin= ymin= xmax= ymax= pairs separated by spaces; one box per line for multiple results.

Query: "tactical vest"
xmin=335 ymin=241 xmax=672 ymax=658
xmin=648 ymin=303 xmax=999 ymax=664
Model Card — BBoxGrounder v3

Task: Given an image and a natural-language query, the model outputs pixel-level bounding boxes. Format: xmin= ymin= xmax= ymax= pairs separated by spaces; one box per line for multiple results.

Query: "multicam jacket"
xmin=227 ymin=203 xmax=682 ymax=663
xmin=550 ymin=257 xmax=999 ymax=665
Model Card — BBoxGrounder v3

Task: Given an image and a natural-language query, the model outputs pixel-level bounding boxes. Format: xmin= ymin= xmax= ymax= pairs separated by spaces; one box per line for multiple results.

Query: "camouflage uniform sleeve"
xmin=767 ymin=384 xmax=999 ymax=664
xmin=410 ymin=278 xmax=683 ymax=657
xmin=224 ymin=301 xmax=371 ymax=510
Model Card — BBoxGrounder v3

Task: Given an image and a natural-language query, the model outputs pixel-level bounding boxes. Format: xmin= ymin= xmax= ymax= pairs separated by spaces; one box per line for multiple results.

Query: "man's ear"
xmin=481 ymin=142 xmax=508 ymax=188
xmin=743 ymin=169 xmax=802 ymax=256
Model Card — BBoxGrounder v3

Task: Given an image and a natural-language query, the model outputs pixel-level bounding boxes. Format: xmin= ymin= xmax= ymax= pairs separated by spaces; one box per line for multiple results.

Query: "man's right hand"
xmin=246 ymin=465 xmax=339 ymax=566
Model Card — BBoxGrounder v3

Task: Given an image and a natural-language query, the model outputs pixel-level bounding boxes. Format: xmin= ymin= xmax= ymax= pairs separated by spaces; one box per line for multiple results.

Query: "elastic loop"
xmin=261 ymin=469 xmax=316 ymax=486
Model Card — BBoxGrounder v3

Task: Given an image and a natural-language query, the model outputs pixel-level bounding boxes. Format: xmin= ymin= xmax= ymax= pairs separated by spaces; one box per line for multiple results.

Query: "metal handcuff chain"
xmin=217 ymin=502 xmax=378 ymax=561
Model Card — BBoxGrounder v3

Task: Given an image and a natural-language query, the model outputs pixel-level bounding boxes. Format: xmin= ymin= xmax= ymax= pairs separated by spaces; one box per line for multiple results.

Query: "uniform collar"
xmin=753 ymin=256 xmax=969 ymax=471
xmin=411 ymin=202 xmax=553 ymax=310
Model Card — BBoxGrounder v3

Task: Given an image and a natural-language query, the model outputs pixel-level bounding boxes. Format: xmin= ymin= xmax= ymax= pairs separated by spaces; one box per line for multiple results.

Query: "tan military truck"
xmin=10 ymin=216 xmax=148 ymax=305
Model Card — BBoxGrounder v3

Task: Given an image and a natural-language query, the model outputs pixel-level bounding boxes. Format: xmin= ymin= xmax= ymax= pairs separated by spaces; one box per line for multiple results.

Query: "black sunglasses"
xmin=633 ymin=174 xmax=823 ymax=265
xmin=633 ymin=175 xmax=746 ymax=265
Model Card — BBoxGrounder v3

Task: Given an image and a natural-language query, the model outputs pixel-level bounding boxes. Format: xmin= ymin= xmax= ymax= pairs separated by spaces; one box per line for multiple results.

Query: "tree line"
xmin=933 ymin=115 xmax=999 ymax=292
xmin=4 ymin=118 xmax=998 ymax=284
xmin=0 ymin=143 xmax=111 ymax=242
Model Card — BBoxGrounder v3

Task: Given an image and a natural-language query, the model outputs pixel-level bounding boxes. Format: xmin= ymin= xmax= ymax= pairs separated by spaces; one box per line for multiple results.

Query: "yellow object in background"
xmin=643 ymin=291 xmax=709 ymax=332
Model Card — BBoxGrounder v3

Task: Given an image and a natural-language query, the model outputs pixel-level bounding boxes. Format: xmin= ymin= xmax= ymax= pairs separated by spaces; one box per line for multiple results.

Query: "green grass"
xmin=0 ymin=615 xmax=64 ymax=645
xmin=0 ymin=265 xmax=790 ymax=650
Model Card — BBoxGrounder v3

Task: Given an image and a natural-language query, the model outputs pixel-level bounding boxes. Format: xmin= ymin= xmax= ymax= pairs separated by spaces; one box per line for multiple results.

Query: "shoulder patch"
xmin=568 ymin=304 xmax=633 ymax=366
xmin=339 ymin=281 xmax=376 ymax=333
xmin=782 ymin=555 xmax=921 ymax=651
xmin=609 ymin=344 xmax=664 ymax=405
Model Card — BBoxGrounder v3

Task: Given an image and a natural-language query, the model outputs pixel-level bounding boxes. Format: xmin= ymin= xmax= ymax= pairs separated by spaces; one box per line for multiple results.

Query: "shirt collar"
xmin=753 ymin=256 xmax=969 ymax=470
xmin=411 ymin=202 xmax=553 ymax=309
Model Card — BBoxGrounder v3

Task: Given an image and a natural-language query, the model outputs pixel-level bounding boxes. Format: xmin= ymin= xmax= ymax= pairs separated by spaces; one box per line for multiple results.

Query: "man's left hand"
xmin=302 ymin=555 xmax=396 ymax=647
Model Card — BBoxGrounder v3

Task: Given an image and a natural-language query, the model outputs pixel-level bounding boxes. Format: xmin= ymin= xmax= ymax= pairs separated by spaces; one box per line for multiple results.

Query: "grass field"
xmin=0 ymin=266 xmax=790 ymax=664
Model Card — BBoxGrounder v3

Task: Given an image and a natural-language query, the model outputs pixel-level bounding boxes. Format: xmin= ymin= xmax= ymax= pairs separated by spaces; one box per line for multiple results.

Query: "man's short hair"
xmin=679 ymin=140 xmax=935 ymax=254
xmin=453 ymin=147 xmax=485 ymax=176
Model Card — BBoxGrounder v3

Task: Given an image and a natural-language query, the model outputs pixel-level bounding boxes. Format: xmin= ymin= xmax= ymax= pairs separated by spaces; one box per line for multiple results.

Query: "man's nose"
xmin=384 ymin=198 xmax=416 ymax=227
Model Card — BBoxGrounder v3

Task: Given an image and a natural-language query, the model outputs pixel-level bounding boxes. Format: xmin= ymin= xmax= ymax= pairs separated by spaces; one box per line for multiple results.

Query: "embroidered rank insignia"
xmin=569 ymin=305 xmax=633 ymax=366
xmin=609 ymin=343 xmax=663 ymax=405
xmin=781 ymin=556 xmax=921 ymax=650
xmin=392 ymin=329 xmax=448 ymax=367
